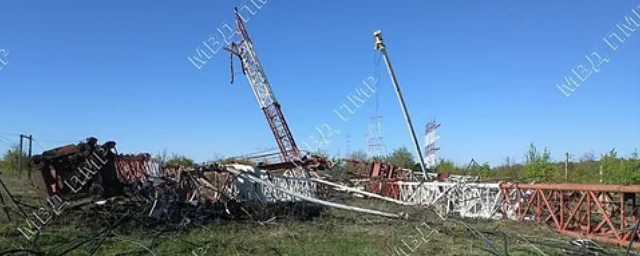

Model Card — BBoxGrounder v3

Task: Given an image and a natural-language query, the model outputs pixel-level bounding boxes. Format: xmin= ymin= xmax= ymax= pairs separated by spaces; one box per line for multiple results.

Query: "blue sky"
xmin=0 ymin=1 xmax=639 ymax=167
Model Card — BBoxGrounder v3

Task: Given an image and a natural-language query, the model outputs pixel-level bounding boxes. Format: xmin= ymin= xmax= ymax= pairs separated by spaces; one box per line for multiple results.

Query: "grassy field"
xmin=0 ymin=173 xmax=637 ymax=256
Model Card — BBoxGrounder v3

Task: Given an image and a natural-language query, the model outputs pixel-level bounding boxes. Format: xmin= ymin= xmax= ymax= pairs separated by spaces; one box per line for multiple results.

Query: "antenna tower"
xmin=345 ymin=132 xmax=351 ymax=157
xmin=424 ymin=120 xmax=441 ymax=170
xmin=366 ymin=115 xmax=384 ymax=158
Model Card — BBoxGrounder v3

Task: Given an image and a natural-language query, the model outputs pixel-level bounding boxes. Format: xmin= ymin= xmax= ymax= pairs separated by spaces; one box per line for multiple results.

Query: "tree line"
xmin=341 ymin=143 xmax=640 ymax=185
xmin=0 ymin=147 xmax=251 ymax=175
xmin=1 ymin=143 xmax=639 ymax=185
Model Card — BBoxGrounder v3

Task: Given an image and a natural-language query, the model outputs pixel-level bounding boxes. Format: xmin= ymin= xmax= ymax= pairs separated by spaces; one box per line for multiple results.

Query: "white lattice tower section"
xmin=227 ymin=164 xmax=318 ymax=203
xmin=424 ymin=121 xmax=441 ymax=170
xmin=366 ymin=115 xmax=384 ymax=158
xmin=396 ymin=181 xmax=503 ymax=219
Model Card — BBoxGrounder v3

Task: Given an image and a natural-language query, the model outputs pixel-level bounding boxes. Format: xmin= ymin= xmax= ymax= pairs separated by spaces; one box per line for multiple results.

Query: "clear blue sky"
xmin=0 ymin=1 xmax=639 ymax=167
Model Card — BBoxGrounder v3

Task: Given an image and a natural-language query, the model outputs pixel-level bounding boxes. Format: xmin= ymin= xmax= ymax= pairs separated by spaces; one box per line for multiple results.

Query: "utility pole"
xmin=373 ymin=30 xmax=428 ymax=179
xmin=565 ymin=152 xmax=569 ymax=181
xmin=18 ymin=137 xmax=22 ymax=175
xmin=28 ymin=135 xmax=32 ymax=159
xmin=18 ymin=134 xmax=33 ymax=175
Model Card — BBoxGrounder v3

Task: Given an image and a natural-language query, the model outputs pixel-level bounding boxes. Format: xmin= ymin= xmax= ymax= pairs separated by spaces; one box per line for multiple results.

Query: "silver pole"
xmin=373 ymin=30 xmax=428 ymax=179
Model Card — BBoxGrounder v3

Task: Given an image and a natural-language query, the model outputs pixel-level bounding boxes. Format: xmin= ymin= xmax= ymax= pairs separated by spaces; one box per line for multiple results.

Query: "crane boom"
xmin=225 ymin=8 xmax=300 ymax=163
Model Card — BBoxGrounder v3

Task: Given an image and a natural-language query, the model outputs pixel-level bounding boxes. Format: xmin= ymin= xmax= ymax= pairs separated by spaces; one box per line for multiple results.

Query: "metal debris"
xmin=0 ymin=136 xmax=405 ymax=255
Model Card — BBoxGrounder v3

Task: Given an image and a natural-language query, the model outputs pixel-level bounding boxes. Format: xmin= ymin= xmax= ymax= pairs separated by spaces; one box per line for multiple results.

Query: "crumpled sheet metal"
xmin=115 ymin=153 xmax=164 ymax=183
xmin=110 ymin=155 xmax=321 ymax=206
xmin=95 ymin=155 xmax=400 ymax=219
xmin=112 ymin=158 xmax=322 ymax=204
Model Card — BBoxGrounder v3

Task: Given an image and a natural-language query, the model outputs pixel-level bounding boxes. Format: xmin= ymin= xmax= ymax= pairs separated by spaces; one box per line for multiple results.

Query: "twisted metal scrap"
xmin=1 ymin=135 xmax=420 ymax=256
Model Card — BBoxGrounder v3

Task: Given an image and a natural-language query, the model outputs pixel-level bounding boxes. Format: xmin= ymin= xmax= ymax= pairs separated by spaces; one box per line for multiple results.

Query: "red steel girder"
xmin=342 ymin=159 xmax=410 ymax=180
xmin=365 ymin=180 xmax=401 ymax=200
xmin=225 ymin=8 xmax=300 ymax=163
xmin=115 ymin=154 xmax=149 ymax=183
xmin=500 ymin=182 xmax=640 ymax=248
xmin=263 ymin=102 xmax=299 ymax=162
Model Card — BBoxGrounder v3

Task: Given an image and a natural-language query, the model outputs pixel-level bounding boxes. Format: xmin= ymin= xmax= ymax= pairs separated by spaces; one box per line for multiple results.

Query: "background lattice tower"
xmin=366 ymin=115 xmax=384 ymax=158
xmin=345 ymin=132 xmax=351 ymax=158
xmin=424 ymin=120 xmax=441 ymax=170
xmin=366 ymin=50 xmax=384 ymax=159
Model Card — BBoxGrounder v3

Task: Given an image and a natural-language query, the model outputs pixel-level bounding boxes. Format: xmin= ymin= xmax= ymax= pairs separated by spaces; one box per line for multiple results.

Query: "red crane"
xmin=224 ymin=8 xmax=329 ymax=171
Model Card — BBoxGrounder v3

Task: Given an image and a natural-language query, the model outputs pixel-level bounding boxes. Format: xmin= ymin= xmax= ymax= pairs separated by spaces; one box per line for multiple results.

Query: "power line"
xmin=36 ymin=139 xmax=78 ymax=143
xmin=32 ymin=139 xmax=47 ymax=151
xmin=0 ymin=132 xmax=77 ymax=144
xmin=0 ymin=135 xmax=14 ymax=146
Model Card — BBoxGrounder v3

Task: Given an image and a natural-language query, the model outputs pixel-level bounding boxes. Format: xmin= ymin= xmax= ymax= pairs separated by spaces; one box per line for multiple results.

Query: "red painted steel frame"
xmin=340 ymin=159 xmax=408 ymax=200
xmin=342 ymin=159 xmax=409 ymax=180
xmin=228 ymin=9 xmax=300 ymax=163
xmin=500 ymin=183 xmax=640 ymax=248
xmin=115 ymin=154 xmax=148 ymax=183
xmin=365 ymin=181 xmax=401 ymax=199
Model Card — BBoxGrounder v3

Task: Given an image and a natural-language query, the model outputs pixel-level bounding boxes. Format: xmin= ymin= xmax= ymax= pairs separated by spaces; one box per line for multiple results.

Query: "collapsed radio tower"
xmin=424 ymin=120 xmax=441 ymax=170
xmin=223 ymin=8 xmax=332 ymax=174
xmin=224 ymin=8 xmax=299 ymax=163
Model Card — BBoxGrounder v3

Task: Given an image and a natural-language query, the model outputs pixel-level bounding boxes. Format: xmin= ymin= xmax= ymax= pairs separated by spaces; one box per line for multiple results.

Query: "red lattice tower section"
xmin=500 ymin=183 xmax=640 ymax=248
xmin=224 ymin=8 xmax=300 ymax=163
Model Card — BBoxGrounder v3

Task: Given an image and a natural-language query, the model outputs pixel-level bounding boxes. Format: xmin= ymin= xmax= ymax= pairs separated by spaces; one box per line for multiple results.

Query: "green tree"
xmin=347 ymin=150 xmax=368 ymax=161
xmin=386 ymin=146 xmax=415 ymax=169
xmin=624 ymin=150 xmax=640 ymax=184
xmin=209 ymin=153 xmax=225 ymax=162
xmin=523 ymin=143 xmax=555 ymax=182
xmin=153 ymin=149 xmax=169 ymax=163
xmin=598 ymin=148 xmax=640 ymax=184
xmin=493 ymin=158 xmax=525 ymax=181
xmin=0 ymin=145 xmax=29 ymax=174
xmin=165 ymin=154 xmax=195 ymax=167
xmin=600 ymin=148 xmax=619 ymax=183
xmin=331 ymin=157 xmax=344 ymax=168
xmin=478 ymin=162 xmax=492 ymax=177
xmin=324 ymin=157 xmax=346 ymax=178
xmin=372 ymin=155 xmax=387 ymax=162
xmin=571 ymin=151 xmax=599 ymax=183
xmin=222 ymin=157 xmax=253 ymax=165
xmin=436 ymin=158 xmax=456 ymax=173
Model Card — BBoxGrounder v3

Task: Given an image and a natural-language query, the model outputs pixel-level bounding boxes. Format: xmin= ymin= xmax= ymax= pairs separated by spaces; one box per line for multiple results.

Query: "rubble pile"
xmin=20 ymin=137 xmax=390 ymax=223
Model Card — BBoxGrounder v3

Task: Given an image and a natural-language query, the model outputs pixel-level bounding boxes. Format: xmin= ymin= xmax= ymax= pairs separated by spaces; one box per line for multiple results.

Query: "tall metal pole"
xmin=373 ymin=30 xmax=427 ymax=179
xmin=27 ymin=135 xmax=33 ymax=159
xmin=18 ymin=135 xmax=23 ymax=175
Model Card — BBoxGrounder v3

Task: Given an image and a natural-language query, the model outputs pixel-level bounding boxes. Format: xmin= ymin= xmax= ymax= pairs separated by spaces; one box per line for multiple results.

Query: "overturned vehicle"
xmin=28 ymin=137 xmax=121 ymax=206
